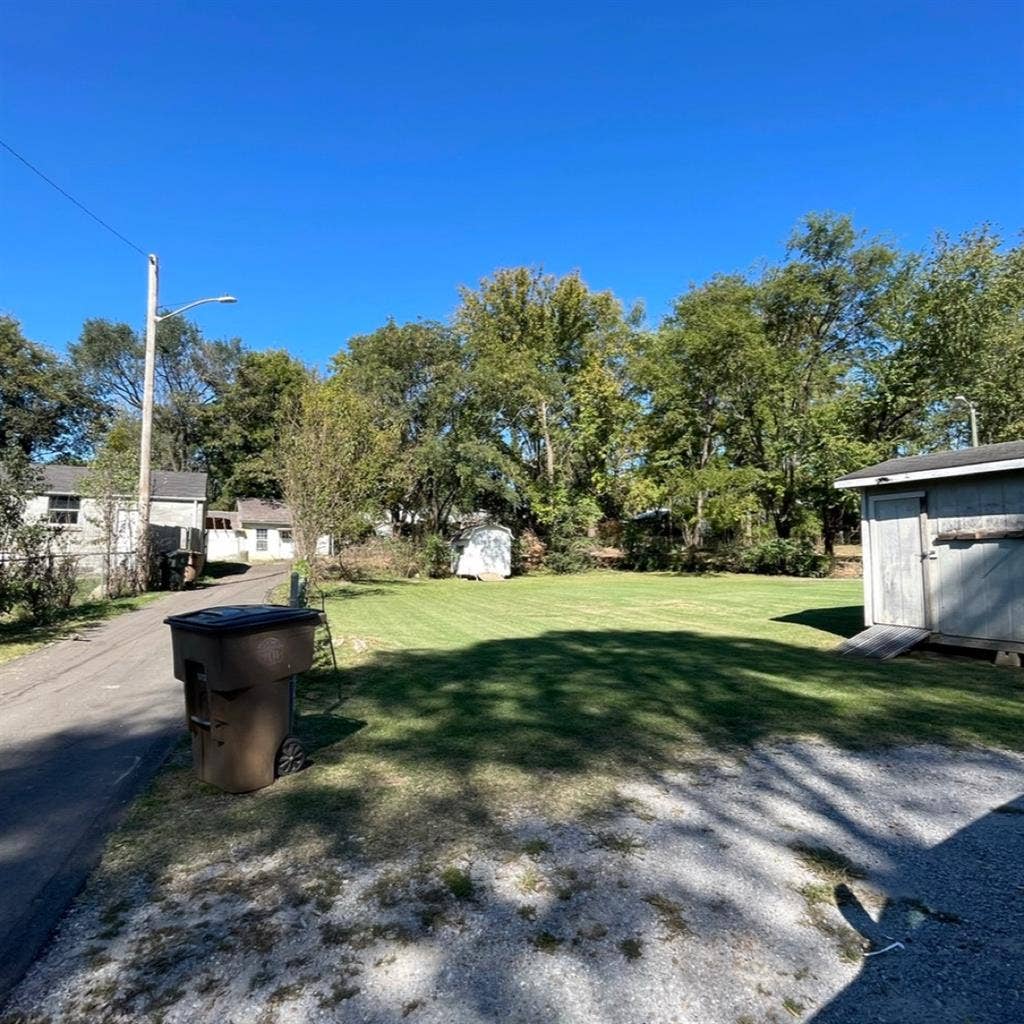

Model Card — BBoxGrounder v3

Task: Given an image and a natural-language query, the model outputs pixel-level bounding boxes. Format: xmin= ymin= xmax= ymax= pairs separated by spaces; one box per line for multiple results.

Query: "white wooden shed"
xmin=834 ymin=440 xmax=1024 ymax=660
xmin=451 ymin=524 xmax=512 ymax=579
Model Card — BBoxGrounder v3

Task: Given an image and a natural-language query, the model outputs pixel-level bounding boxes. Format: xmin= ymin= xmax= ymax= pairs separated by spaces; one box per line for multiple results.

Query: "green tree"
xmin=278 ymin=377 xmax=399 ymax=562
xmin=202 ymin=349 xmax=309 ymax=504
xmin=70 ymin=316 xmax=242 ymax=471
xmin=634 ymin=275 xmax=768 ymax=552
xmin=747 ymin=213 xmax=899 ymax=546
xmin=875 ymin=228 xmax=1024 ymax=449
xmin=0 ymin=316 xmax=97 ymax=459
xmin=332 ymin=320 xmax=491 ymax=533
xmin=456 ymin=267 xmax=638 ymax=536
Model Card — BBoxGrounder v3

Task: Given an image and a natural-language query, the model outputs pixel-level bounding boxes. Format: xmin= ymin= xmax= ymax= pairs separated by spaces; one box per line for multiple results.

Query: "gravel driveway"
xmin=4 ymin=740 xmax=1022 ymax=1024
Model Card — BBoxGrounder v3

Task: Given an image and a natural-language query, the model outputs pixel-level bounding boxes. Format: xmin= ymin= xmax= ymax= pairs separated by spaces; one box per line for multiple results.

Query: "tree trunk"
xmin=538 ymin=400 xmax=555 ymax=484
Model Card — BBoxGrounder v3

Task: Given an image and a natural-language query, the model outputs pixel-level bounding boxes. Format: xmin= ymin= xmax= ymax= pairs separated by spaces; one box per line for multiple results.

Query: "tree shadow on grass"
xmin=320 ymin=626 xmax=1020 ymax=772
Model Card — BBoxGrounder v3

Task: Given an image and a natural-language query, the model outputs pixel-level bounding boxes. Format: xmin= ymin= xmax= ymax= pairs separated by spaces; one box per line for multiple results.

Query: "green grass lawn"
xmin=107 ymin=571 xmax=1022 ymax=877
xmin=0 ymin=582 xmax=162 ymax=666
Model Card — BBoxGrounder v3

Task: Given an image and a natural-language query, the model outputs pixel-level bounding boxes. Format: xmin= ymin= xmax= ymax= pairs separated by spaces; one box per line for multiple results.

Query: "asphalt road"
xmin=0 ymin=562 xmax=288 ymax=999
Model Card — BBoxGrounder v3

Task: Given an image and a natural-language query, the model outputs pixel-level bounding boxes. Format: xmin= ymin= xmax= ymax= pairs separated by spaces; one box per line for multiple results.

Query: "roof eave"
xmin=834 ymin=457 xmax=1024 ymax=490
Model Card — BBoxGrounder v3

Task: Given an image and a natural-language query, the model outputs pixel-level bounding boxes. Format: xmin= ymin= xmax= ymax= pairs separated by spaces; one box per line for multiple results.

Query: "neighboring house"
xmin=236 ymin=498 xmax=296 ymax=561
xmin=25 ymin=464 xmax=208 ymax=576
xmin=451 ymin=524 xmax=513 ymax=579
xmin=834 ymin=440 xmax=1024 ymax=662
xmin=206 ymin=498 xmax=333 ymax=563
xmin=205 ymin=509 xmax=241 ymax=561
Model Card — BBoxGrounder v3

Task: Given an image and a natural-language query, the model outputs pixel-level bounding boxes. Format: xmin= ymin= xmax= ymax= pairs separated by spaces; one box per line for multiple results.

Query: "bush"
xmin=739 ymin=538 xmax=831 ymax=578
xmin=421 ymin=533 xmax=452 ymax=578
xmin=16 ymin=546 xmax=79 ymax=622
xmin=544 ymin=526 xmax=594 ymax=574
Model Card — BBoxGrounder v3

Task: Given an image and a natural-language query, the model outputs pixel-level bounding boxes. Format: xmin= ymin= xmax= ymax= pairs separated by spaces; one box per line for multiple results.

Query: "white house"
xmin=205 ymin=498 xmax=333 ymax=563
xmin=235 ymin=498 xmax=296 ymax=561
xmin=25 ymin=464 xmax=208 ymax=576
xmin=451 ymin=524 xmax=513 ymax=579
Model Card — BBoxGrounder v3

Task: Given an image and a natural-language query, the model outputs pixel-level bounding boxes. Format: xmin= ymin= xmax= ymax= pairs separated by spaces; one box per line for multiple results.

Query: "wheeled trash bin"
xmin=164 ymin=604 xmax=321 ymax=793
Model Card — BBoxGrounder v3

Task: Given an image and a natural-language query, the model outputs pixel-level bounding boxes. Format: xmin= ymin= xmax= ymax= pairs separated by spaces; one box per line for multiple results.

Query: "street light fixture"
xmin=156 ymin=295 xmax=237 ymax=322
xmin=138 ymin=253 xmax=236 ymax=590
xmin=952 ymin=394 xmax=979 ymax=448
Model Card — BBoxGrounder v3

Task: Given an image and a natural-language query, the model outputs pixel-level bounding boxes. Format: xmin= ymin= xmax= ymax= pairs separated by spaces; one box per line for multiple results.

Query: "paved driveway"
xmin=0 ymin=563 xmax=288 ymax=998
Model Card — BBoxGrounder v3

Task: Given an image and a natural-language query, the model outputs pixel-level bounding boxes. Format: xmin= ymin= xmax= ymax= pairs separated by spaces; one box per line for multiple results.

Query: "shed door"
xmin=870 ymin=495 xmax=927 ymax=628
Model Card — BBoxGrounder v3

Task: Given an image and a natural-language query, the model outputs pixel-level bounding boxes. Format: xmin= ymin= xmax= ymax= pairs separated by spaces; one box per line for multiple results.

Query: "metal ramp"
xmin=837 ymin=625 xmax=930 ymax=660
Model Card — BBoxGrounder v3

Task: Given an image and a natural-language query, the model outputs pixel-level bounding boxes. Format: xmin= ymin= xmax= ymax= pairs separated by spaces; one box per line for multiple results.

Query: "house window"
xmin=48 ymin=495 xmax=80 ymax=526
xmin=256 ymin=528 xmax=268 ymax=552
xmin=279 ymin=529 xmax=292 ymax=543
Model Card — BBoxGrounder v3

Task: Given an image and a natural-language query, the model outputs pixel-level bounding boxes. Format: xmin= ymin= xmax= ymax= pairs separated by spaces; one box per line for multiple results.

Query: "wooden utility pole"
xmin=137 ymin=253 xmax=159 ymax=591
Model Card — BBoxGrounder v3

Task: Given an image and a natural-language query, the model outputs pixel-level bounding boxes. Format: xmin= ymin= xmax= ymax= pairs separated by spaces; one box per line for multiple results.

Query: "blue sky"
xmin=1 ymin=1 xmax=1021 ymax=367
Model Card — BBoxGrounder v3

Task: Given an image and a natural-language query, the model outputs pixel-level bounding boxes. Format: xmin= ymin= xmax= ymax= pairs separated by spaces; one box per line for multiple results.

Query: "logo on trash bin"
xmin=253 ymin=633 xmax=288 ymax=671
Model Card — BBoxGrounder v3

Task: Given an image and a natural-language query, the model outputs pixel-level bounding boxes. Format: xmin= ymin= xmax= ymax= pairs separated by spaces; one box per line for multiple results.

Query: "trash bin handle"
xmin=189 ymin=714 xmax=212 ymax=731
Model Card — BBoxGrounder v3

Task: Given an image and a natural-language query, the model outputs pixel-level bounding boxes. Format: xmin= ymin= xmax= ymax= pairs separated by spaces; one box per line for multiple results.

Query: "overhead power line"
xmin=0 ymin=138 xmax=148 ymax=257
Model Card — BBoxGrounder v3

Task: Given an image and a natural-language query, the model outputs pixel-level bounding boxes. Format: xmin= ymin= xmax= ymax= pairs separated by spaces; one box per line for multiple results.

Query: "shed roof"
xmin=453 ymin=523 xmax=511 ymax=541
xmin=236 ymin=498 xmax=292 ymax=526
xmin=38 ymin=464 xmax=208 ymax=500
xmin=834 ymin=440 xmax=1024 ymax=489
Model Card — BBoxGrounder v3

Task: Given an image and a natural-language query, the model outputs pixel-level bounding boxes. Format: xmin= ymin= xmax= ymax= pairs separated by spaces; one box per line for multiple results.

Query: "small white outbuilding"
xmin=451 ymin=524 xmax=513 ymax=579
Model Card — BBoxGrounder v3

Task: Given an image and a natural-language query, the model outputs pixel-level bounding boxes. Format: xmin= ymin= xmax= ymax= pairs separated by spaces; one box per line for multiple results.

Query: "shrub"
xmin=421 ymin=533 xmax=452 ymax=578
xmin=740 ymin=538 xmax=831 ymax=578
xmin=16 ymin=544 xmax=79 ymax=622
xmin=544 ymin=526 xmax=594 ymax=574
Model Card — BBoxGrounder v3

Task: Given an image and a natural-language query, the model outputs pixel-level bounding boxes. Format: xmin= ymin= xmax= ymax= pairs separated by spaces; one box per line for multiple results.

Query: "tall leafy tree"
xmin=875 ymin=228 xmax=1024 ymax=448
xmin=278 ymin=376 xmax=398 ymax=561
xmin=633 ymin=275 xmax=768 ymax=550
xmin=69 ymin=316 xmax=242 ymax=471
xmin=332 ymin=320 xmax=492 ymax=533
xmin=202 ymin=349 xmax=309 ymax=504
xmin=0 ymin=316 xmax=97 ymax=459
xmin=745 ymin=214 xmax=899 ymax=545
xmin=456 ymin=267 xmax=638 ymax=534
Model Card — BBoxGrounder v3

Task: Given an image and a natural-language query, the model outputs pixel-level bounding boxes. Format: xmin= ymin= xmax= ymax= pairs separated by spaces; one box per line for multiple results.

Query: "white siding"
xmin=241 ymin=524 xmax=295 ymax=562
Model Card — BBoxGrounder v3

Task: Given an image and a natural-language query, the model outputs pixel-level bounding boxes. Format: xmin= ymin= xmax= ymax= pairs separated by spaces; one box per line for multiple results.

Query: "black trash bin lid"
xmin=164 ymin=604 xmax=321 ymax=635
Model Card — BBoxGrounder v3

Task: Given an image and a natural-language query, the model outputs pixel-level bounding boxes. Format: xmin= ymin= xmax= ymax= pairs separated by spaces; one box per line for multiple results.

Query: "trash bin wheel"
xmin=275 ymin=736 xmax=306 ymax=777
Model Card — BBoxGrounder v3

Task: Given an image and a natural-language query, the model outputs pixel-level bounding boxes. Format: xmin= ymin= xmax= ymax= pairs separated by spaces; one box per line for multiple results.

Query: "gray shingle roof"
xmin=38 ymin=464 xmax=208 ymax=500
xmin=835 ymin=440 xmax=1024 ymax=487
xmin=235 ymin=498 xmax=292 ymax=526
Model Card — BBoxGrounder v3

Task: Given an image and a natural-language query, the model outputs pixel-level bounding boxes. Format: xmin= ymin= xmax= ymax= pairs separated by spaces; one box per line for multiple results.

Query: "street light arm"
xmin=155 ymin=295 xmax=237 ymax=322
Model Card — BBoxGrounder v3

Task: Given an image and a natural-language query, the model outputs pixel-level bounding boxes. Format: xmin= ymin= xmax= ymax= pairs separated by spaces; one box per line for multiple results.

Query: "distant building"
xmin=205 ymin=498 xmax=333 ymax=562
xmin=451 ymin=524 xmax=513 ymax=579
xmin=24 ymin=464 xmax=207 ymax=576
xmin=235 ymin=498 xmax=296 ymax=561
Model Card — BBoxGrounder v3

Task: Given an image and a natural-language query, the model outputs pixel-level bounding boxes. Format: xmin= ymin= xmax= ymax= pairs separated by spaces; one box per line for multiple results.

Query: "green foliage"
xmin=421 ymin=533 xmax=452 ymax=578
xmin=740 ymin=538 xmax=831 ymax=578
xmin=203 ymin=350 xmax=309 ymax=504
xmin=457 ymin=267 xmax=638 ymax=533
xmin=544 ymin=529 xmax=594 ymax=575
xmin=0 ymin=448 xmax=79 ymax=621
xmin=70 ymin=316 xmax=242 ymax=472
xmin=0 ymin=315 xmax=97 ymax=459
xmin=80 ymin=422 xmax=141 ymax=597
xmin=278 ymin=377 xmax=399 ymax=562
